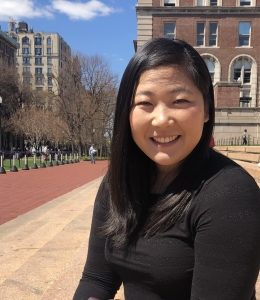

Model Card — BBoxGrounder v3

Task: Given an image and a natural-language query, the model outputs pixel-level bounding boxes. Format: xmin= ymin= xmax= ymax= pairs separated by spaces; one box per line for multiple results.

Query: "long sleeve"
xmin=190 ymin=167 xmax=260 ymax=300
xmin=73 ymin=178 xmax=122 ymax=300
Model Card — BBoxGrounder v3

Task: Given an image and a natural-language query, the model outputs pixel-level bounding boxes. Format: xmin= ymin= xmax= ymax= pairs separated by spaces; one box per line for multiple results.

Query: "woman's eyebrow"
xmin=135 ymin=90 xmax=153 ymax=97
xmin=135 ymin=87 xmax=194 ymax=96
xmin=169 ymin=87 xmax=194 ymax=94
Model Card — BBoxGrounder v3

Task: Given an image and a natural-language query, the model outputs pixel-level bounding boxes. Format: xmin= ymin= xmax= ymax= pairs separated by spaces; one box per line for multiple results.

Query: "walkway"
xmin=0 ymin=160 xmax=125 ymax=299
xmin=0 ymin=160 xmax=109 ymax=225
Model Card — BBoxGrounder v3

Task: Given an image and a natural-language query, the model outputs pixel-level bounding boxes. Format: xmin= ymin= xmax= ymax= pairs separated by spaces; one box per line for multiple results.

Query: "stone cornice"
xmin=136 ymin=6 xmax=260 ymax=15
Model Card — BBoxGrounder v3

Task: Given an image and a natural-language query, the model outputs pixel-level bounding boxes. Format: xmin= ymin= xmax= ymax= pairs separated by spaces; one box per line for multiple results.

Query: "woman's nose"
xmin=151 ymin=106 xmax=174 ymax=128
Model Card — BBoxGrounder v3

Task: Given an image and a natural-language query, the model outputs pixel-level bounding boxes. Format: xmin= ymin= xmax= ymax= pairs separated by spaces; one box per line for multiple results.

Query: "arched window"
xmin=22 ymin=36 xmax=29 ymax=44
xmin=204 ymin=59 xmax=215 ymax=82
xmin=47 ymin=37 xmax=52 ymax=45
xmin=233 ymin=59 xmax=251 ymax=84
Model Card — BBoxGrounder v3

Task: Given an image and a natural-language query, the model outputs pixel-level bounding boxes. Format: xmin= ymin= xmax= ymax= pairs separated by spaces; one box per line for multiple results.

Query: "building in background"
xmin=7 ymin=19 xmax=70 ymax=94
xmin=0 ymin=25 xmax=19 ymax=68
xmin=135 ymin=0 xmax=260 ymax=141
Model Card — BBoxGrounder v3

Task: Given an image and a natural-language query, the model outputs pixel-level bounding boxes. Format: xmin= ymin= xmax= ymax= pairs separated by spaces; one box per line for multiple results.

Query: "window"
xmin=36 ymin=87 xmax=43 ymax=91
xmin=240 ymin=0 xmax=251 ymax=5
xmin=23 ymin=77 xmax=30 ymax=84
xmin=47 ymin=67 xmax=52 ymax=73
xmin=35 ymin=48 xmax=42 ymax=55
xmin=22 ymin=36 xmax=29 ymax=44
xmin=164 ymin=23 xmax=176 ymax=39
xmin=197 ymin=0 xmax=219 ymax=5
xmin=47 ymin=37 xmax=52 ymax=45
xmin=35 ymin=57 xmax=42 ymax=65
xmin=239 ymin=22 xmax=250 ymax=46
xmin=196 ymin=23 xmax=205 ymax=46
xmin=22 ymin=47 xmax=30 ymax=54
xmin=48 ymin=77 xmax=52 ymax=85
xmin=48 ymin=87 xmax=52 ymax=91
xmin=36 ymin=77 xmax=43 ymax=84
xmin=23 ymin=57 xmax=30 ymax=64
xmin=209 ymin=22 xmax=218 ymax=46
xmin=35 ymin=68 xmax=42 ymax=74
xmin=23 ymin=67 xmax=30 ymax=73
xmin=47 ymin=48 xmax=51 ymax=54
xmin=233 ymin=60 xmax=251 ymax=84
xmin=164 ymin=0 xmax=176 ymax=6
xmin=35 ymin=37 xmax=42 ymax=45
xmin=240 ymin=91 xmax=251 ymax=107
xmin=47 ymin=57 xmax=52 ymax=64
xmin=204 ymin=59 xmax=215 ymax=81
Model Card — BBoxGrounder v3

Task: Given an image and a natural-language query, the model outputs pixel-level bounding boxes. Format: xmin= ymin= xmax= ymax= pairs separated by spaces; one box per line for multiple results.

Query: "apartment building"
xmin=0 ymin=26 xmax=19 ymax=68
xmin=7 ymin=20 xmax=70 ymax=93
xmin=136 ymin=0 xmax=260 ymax=140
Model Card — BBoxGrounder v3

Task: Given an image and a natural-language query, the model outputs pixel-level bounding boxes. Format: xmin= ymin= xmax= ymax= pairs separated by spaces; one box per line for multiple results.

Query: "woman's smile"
xmin=129 ymin=66 xmax=209 ymax=173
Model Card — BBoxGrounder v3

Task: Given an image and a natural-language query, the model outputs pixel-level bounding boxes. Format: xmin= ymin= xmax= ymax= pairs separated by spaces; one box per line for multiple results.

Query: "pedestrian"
xmin=73 ymin=37 xmax=260 ymax=300
xmin=89 ymin=144 xmax=97 ymax=164
xmin=243 ymin=129 xmax=248 ymax=145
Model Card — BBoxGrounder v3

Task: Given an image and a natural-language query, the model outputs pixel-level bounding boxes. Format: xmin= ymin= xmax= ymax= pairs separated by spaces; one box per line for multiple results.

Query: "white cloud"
xmin=51 ymin=0 xmax=122 ymax=20
xmin=0 ymin=0 xmax=53 ymax=21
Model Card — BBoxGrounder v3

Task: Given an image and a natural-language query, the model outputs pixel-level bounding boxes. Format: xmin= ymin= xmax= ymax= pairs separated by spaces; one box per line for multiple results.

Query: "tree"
xmin=53 ymin=53 xmax=118 ymax=156
xmin=0 ymin=63 xmax=20 ymax=131
xmin=9 ymin=107 xmax=52 ymax=150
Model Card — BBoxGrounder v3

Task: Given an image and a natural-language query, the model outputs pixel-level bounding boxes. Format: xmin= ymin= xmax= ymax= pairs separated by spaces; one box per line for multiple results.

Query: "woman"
xmin=73 ymin=37 xmax=260 ymax=300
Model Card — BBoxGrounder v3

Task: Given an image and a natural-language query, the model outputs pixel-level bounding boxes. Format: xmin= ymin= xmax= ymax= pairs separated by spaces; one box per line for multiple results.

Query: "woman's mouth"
xmin=152 ymin=135 xmax=179 ymax=144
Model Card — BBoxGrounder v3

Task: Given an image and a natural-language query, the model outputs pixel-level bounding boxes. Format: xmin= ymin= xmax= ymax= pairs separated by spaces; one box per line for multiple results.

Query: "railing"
xmin=215 ymin=135 xmax=260 ymax=146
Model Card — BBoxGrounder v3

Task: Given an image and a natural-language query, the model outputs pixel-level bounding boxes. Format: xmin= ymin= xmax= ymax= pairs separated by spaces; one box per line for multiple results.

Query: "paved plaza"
xmin=0 ymin=160 xmax=258 ymax=299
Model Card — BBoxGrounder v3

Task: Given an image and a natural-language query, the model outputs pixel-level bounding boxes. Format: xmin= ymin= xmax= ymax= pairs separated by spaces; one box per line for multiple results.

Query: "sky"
xmin=0 ymin=0 xmax=138 ymax=80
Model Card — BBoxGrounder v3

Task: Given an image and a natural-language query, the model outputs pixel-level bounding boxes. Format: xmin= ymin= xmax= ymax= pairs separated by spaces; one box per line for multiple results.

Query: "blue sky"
xmin=0 ymin=0 xmax=138 ymax=80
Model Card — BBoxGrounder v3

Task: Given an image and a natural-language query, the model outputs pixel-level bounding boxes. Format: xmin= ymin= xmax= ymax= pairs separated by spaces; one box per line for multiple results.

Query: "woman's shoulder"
xmin=193 ymin=150 xmax=260 ymax=212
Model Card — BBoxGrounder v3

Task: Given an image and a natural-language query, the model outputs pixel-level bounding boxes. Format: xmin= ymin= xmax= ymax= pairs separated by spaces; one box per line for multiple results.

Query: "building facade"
xmin=0 ymin=26 xmax=19 ymax=68
xmin=136 ymin=0 xmax=260 ymax=141
xmin=7 ymin=20 xmax=70 ymax=93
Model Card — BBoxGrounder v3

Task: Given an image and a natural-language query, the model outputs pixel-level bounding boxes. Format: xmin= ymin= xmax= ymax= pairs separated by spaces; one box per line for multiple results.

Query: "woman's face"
xmin=129 ymin=66 xmax=209 ymax=174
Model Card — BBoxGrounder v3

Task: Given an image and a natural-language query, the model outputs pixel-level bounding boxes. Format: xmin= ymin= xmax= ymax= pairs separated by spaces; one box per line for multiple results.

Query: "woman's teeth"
xmin=153 ymin=136 xmax=178 ymax=143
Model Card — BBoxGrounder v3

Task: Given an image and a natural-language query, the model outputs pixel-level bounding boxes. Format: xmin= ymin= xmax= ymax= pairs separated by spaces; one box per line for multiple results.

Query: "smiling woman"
xmin=73 ymin=37 xmax=260 ymax=300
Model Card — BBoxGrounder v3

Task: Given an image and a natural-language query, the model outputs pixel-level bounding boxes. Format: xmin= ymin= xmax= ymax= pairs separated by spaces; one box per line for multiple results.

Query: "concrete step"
xmin=0 ymin=177 xmax=103 ymax=300
xmin=233 ymin=160 xmax=260 ymax=185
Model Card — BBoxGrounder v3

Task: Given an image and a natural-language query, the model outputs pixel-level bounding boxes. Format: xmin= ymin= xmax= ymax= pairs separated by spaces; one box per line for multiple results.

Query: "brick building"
xmin=136 ymin=0 xmax=260 ymax=141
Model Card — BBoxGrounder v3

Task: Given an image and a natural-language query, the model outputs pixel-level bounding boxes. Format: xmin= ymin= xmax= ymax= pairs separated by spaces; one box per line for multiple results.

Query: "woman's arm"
xmin=73 ymin=178 xmax=122 ymax=300
xmin=191 ymin=169 xmax=260 ymax=300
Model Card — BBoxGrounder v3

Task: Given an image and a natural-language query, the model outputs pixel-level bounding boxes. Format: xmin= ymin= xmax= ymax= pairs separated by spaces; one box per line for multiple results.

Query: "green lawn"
xmin=1 ymin=156 xmax=108 ymax=171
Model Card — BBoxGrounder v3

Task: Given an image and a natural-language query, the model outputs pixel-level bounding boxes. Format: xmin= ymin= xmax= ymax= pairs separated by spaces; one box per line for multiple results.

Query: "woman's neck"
xmin=150 ymin=164 xmax=180 ymax=194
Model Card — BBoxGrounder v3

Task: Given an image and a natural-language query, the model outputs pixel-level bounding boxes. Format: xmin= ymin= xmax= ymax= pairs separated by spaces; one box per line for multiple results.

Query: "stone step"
xmin=233 ymin=160 xmax=260 ymax=184
xmin=0 ymin=178 xmax=103 ymax=300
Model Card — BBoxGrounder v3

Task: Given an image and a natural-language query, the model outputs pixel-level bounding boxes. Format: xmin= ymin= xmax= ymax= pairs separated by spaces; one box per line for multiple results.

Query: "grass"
xmin=1 ymin=156 xmax=108 ymax=171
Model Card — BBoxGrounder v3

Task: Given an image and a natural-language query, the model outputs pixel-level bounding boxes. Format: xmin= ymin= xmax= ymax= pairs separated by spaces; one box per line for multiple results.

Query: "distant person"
xmin=243 ymin=129 xmax=247 ymax=145
xmin=89 ymin=144 xmax=97 ymax=164
xmin=73 ymin=37 xmax=260 ymax=300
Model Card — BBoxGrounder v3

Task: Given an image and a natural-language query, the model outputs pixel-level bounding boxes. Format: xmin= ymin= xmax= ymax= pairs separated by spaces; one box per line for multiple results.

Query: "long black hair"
xmin=104 ymin=37 xmax=215 ymax=249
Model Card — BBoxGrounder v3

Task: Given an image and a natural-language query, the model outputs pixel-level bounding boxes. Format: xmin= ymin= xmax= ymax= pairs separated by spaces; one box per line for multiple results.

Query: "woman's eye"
xmin=136 ymin=101 xmax=151 ymax=106
xmin=173 ymin=99 xmax=188 ymax=104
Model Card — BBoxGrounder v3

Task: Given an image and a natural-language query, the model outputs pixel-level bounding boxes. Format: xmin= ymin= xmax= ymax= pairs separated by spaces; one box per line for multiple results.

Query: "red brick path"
xmin=0 ymin=161 xmax=109 ymax=225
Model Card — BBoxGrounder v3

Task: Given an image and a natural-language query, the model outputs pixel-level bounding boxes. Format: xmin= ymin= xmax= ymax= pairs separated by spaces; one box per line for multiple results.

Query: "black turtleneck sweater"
xmin=73 ymin=150 xmax=260 ymax=300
